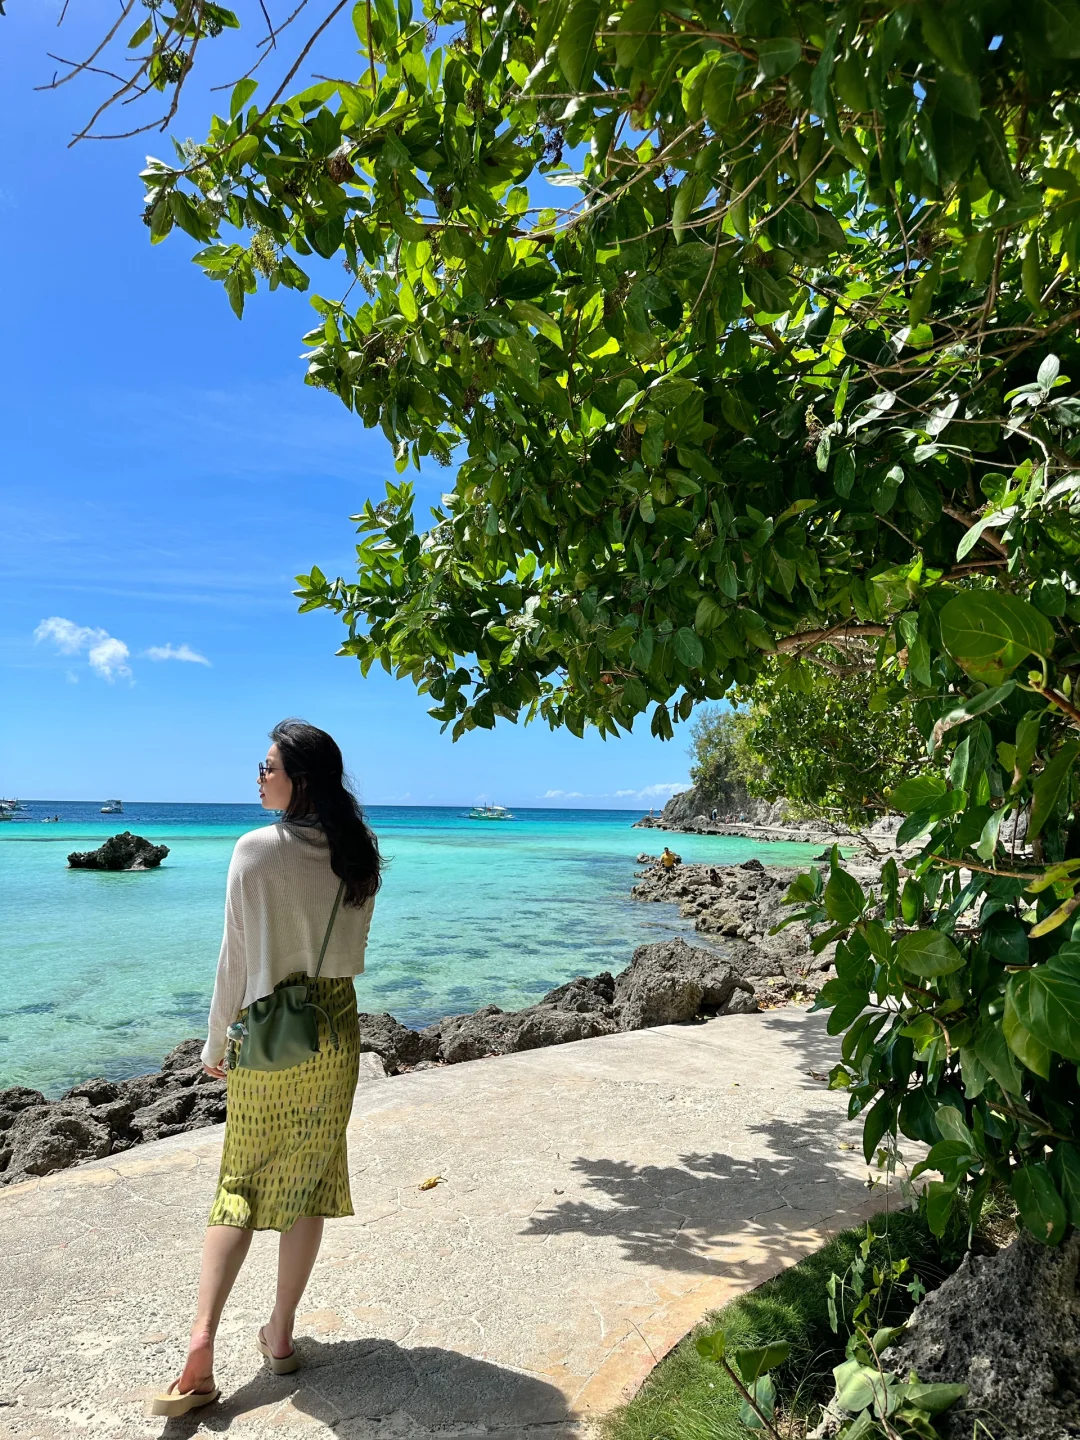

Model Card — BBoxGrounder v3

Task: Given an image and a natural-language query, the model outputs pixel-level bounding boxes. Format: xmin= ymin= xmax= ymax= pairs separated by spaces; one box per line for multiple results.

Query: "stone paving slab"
xmin=0 ymin=1010 xmax=895 ymax=1440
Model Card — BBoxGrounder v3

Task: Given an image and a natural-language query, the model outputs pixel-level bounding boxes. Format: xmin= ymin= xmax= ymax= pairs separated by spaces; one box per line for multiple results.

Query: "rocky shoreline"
xmin=634 ymin=781 xmax=903 ymax=849
xmin=0 ymin=854 xmax=851 ymax=1188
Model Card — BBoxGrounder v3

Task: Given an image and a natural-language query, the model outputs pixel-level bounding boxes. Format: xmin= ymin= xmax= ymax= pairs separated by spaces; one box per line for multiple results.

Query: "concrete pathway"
xmin=1 ymin=1010 xmax=896 ymax=1440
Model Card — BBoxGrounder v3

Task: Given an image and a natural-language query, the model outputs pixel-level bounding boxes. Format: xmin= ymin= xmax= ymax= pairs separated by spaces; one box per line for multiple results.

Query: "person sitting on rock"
xmin=660 ymin=846 xmax=681 ymax=870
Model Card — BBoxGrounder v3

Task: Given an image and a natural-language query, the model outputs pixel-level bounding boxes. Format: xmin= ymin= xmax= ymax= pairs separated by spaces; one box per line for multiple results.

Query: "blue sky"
xmin=0 ymin=4 xmax=692 ymax=807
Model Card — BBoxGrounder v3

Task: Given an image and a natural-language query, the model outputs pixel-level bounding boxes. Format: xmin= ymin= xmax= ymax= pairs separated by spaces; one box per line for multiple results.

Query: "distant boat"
xmin=100 ymin=799 xmax=124 ymax=814
xmin=467 ymin=804 xmax=515 ymax=821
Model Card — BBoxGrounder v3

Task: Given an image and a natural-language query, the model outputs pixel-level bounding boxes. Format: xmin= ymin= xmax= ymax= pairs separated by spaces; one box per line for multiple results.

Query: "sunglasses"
xmin=258 ymin=761 xmax=276 ymax=781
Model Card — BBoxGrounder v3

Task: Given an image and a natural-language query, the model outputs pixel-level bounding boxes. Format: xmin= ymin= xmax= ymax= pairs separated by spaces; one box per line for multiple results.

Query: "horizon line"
xmin=5 ymin=798 xmax=669 ymax=811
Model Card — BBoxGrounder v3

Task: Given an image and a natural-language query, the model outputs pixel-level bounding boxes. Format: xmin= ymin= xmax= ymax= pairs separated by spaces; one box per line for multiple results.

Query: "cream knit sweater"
xmin=201 ymin=822 xmax=374 ymax=1068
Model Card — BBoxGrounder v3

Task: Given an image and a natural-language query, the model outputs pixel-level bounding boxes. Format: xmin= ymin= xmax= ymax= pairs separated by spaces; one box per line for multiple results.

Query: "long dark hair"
xmin=271 ymin=719 xmax=382 ymax=907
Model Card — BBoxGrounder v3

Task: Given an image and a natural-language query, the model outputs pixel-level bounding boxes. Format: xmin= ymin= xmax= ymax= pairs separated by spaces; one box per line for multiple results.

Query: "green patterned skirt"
xmin=208 ymin=974 xmax=360 ymax=1232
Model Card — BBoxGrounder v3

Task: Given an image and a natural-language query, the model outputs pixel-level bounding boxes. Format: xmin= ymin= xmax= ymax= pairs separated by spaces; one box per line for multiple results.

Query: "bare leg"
xmin=176 ymin=1223 xmax=254 ymax=1393
xmin=262 ymin=1217 xmax=325 ymax=1358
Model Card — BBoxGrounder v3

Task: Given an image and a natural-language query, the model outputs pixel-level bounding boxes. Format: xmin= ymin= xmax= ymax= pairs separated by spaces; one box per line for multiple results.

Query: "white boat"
xmin=100 ymin=799 xmax=124 ymax=814
xmin=467 ymin=804 xmax=515 ymax=821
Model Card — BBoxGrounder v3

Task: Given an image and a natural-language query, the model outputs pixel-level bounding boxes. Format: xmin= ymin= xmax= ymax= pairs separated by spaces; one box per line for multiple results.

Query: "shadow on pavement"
xmin=153 ymin=1338 xmax=570 ymax=1437
xmin=521 ymin=1101 xmax=879 ymax=1277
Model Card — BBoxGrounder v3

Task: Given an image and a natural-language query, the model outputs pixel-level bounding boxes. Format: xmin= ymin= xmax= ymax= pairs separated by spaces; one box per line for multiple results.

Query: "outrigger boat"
xmin=101 ymin=799 xmax=124 ymax=814
xmin=466 ymin=804 xmax=515 ymax=821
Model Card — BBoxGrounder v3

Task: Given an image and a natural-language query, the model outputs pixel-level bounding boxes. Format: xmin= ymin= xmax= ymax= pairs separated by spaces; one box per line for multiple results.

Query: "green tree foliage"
xmin=736 ymin=661 xmax=927 ymax=826
xmin=687 ymin=705 xmax=755 ymax=812
xmin=61 ymin=0 xmax=1080 ymax=1243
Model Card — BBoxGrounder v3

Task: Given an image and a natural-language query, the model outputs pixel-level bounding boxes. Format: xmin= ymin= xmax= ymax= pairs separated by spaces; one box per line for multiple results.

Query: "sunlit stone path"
xmin=1 ymin=1010 xmax=891 ymax=1439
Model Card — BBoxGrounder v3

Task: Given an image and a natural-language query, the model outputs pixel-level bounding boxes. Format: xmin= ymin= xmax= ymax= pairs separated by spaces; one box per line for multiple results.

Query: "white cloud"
xmin=542 ymin=782 xmax=686 ymax=804
xmin=87 ymin=636 xmax=132 ymax=681
xmin=34 ymin=616 xmax=132 ymax=682
xmin=34 ymin=616 xmax=99 ymax=655
xmin=144 ymin=643 xmax=211 ymax=666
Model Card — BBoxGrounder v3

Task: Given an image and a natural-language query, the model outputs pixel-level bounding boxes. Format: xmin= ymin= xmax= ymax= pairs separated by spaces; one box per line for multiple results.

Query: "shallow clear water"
xmin=0 ymin=801 xmax=822 ymax=1096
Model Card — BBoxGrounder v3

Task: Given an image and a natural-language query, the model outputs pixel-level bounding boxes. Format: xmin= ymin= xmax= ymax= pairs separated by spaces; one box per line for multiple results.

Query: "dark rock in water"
xmin=614 ymin=938 xmax=755 ymax=1029
xmin=884 ymin=1231 xmax=1080 ymax=1440
xmin=67 ymin=831 xmax=169 ymax=871
xmin=0 ymin=1038 xmax=225 ymax=1187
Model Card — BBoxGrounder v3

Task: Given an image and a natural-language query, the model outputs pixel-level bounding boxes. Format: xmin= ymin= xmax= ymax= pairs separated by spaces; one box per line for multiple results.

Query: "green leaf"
xmin=230 ymin=77 xmax=258 ymax=119
xmin=755 ymin=36 xmax=802 ymax=81
xmin=1011 ymin=961 xmax=1080 ymax=1063
xmin=696 ymin=1328 xmax=726 ymax=1361
xmin=558 ymin=0 xmax=603 ymax=88
xmin=128 ymin=16 xmax=152 ymax=47
xmin=1030 ymin=741 xmax=1079 ymax=840
xmin=1003 ymin=986 xmax=1052 ymax=1079
xmin=738 ymin=1372 xmax=777 ymax=1429
xmin=614 ymin=0 xmax=662 ymax=70
xmin=833 ymin=1358 xmax=887 ymax=1415
xmin=674 ymin=627 xmax=704 ymax=668
xmin=630 ymin=628 xmax=655 ymax=671
xmin=734 ymin=1342 xmax=790 ymax=1384
xmin=930 ymin=681 xmax=1017 ymax=752
xmin=1011 ymin=1162 xmax=1068 ymax=1246
xmin=399 ymin=283 xmax=419 ymax=322
xmin=896 ymin=929 xmax=965 ymax=978
xmin=939 ymin=592 xmax=1055 ymax=685
xmin=972 ymin=1019 xmax=1024 ymax=1095
xmin=862 ymin=1092 xmax=894 ymax=1162
xmin=888 ymin=775 xmax=947 ymax=813
xmin=924 ymin=1179 xmax=957 ymax=1235
xmin=824 ymin=865 xmax=866 ymax=925
xmin=702 ymin=53 xmax=744 ymax=130
xmin=902 ymin=1382 xmax=969 ymax=1414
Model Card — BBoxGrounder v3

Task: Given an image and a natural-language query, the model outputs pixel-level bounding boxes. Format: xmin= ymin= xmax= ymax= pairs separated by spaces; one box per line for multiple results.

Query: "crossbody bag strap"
xmin=312 ymin=879 xmax=346 ymax=982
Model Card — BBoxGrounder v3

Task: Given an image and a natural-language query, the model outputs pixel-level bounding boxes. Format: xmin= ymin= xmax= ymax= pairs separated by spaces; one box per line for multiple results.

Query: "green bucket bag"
xmin=232 ymin=880 xmax=346 ymax=1073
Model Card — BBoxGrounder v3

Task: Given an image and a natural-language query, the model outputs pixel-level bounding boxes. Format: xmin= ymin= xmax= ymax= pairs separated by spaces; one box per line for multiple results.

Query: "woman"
xmin=149 ymin=719 xmax=382 ymax=1416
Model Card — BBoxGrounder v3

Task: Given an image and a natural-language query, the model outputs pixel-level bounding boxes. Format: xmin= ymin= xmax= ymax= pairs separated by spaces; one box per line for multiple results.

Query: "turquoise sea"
xmin=0 ymin=802 xmax=822 ymax=1097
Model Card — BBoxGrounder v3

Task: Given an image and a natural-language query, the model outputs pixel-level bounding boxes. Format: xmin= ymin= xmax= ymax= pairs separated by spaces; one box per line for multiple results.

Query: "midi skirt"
xmin=208 ymin=974 xmax=360 ymax=1232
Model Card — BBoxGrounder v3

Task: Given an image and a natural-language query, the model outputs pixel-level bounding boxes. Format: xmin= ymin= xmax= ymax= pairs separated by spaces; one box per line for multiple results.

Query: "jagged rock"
xmin=358 ymin=1011 xmax=440 ymax=1074
xmin=0 ymin=1040 xmax=226 ymax=1187
xmin=0 ymin=1087 xmax=47 ymax=1133
xmin=614 ymin=938 xmax=756 ymax=1029
xmin=428 ymin=1001 xmax=619 ymax=1065
xmin=542 ymin=972 xmax=615 ymax=1012
xmin=67 ymin=832 xmax=169 ymax=871
xmin=884 ymin=1231 xmax=1080 ymax=1440
xmin=161 ymin=1038 xmax=204 ymax=1071
xmin=3 ymin=1109 xmax=113 ymax=1179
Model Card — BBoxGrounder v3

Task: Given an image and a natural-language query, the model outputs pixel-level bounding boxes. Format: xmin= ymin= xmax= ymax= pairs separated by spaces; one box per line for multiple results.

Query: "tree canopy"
xmin=692 ymin=662 xmax=928 ymax=827
xmin=55 ymin=0 xmax=1080 ymax=1245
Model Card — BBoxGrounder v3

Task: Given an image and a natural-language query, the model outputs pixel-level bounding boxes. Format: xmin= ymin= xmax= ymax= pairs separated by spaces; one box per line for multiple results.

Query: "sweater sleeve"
xmin=201 ymin=841 xmax=251 ymax=1068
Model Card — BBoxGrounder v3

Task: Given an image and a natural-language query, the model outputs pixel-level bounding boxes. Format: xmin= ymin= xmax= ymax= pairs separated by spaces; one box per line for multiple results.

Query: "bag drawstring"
xmin=307 ymin=1002 xmax=340 ymax=1051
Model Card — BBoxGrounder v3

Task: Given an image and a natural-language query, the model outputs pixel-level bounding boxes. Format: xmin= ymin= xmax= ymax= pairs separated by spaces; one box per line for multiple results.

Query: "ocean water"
xmin=0 ymin=801 xmax=823 ymax=1097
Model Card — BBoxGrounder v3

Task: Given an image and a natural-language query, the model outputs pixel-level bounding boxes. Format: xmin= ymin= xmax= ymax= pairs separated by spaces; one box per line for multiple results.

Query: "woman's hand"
xmin=203 ymin=1062 xmax=226 ymax=1079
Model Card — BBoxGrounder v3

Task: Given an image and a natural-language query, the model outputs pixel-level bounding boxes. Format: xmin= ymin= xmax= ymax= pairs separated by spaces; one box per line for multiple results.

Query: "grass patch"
xmin=602 ymin=1208 xmax=953 ymax=1440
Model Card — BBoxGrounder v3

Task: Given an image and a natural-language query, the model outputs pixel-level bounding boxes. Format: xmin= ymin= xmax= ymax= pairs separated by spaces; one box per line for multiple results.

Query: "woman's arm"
xmin=201 ymin=844 xmax=250 ymax=1071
